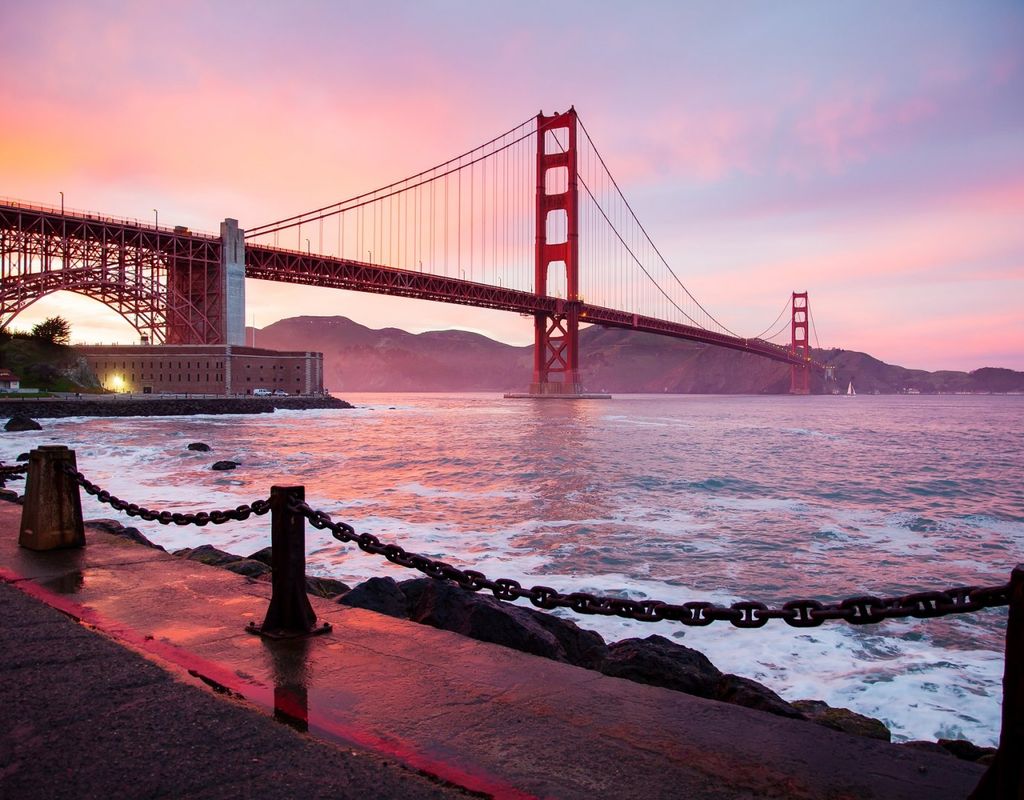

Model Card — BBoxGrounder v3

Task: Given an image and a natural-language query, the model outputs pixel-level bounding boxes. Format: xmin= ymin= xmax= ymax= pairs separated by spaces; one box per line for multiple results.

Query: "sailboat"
xmin=846 ymin=381 xmax=856 ymax=397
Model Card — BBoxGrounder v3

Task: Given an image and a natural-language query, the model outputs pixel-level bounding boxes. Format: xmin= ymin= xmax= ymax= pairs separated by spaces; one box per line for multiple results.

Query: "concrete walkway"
xmin=0 ymin=504 xmax=986 ymax=799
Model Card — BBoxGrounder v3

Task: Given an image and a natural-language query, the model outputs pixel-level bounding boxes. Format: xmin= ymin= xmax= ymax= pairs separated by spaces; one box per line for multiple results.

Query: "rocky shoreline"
xmin=0 ymin=395 xmax=352 ymax=420
xmin=88 ymin=516 xmax=996 ymax=766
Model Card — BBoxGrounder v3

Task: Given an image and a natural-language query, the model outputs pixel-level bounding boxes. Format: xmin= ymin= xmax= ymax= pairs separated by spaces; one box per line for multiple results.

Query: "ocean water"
xmin=3 ymin=393 xmax=1022 ymax=745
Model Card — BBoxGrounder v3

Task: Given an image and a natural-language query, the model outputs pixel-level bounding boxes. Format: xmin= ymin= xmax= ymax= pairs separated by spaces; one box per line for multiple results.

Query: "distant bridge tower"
xmin=790 ymin=291 xmax=811 ymax=394
xmin=530 ymin=108 xmax=582 ymax=395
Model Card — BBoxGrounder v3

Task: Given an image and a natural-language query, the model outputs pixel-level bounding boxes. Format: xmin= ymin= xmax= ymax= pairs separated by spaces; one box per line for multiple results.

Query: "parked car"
xmin=252 ymin=388 xmax=272 ymax=396
xmin=273 ymin=389 xmax=288 ymax=396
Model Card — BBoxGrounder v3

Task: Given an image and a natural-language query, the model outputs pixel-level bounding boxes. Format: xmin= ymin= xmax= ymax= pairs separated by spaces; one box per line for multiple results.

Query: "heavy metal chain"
xmin=0 ymin=464 xmax=28 ymax=476
xmin=62 ymin=464 xmax=271 ymax=526
xmin=35 ymin=464 xmax=1014 ymax=629
xmin=291 ymin=499 xmax=1011 ymax=628
xmin=0 ymin=464 xmax=27 ymax=503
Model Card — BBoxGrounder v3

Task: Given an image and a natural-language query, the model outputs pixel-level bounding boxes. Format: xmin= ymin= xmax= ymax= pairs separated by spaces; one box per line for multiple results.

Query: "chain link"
xmin=0 ymin=464 xmax=29 ymax=477
xmin=60 ymin=463 xmax=271 ymax=526
xmin=290 ymin=498 xmax=1012 ymax=629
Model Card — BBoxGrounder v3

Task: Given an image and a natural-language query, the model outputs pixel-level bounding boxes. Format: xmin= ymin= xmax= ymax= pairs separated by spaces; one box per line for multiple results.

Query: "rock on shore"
xmin=3 ymin=414 xmax=42 ymax=431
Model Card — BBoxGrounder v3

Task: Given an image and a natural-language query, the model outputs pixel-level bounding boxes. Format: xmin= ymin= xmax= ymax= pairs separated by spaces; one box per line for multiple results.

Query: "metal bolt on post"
xmin=247 ymin=485 xmax=331 ymax=639
xmin=970 ymin=563 xmax=1024 ymax=799
xmin=19 ymin=446 xmax=85 ymax=551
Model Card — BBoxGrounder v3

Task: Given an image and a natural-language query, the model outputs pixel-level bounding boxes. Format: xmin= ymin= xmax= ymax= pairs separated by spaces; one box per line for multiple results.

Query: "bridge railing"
xmin=2 ymin=446 xmax=1019 ymax=796
xmin=0 ymin=196 xmax=218 ymax=238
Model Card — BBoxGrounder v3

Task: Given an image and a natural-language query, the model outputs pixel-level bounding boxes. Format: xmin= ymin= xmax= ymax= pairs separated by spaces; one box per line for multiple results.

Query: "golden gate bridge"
xmin=0 ymin=108 xmax=830 ymax=395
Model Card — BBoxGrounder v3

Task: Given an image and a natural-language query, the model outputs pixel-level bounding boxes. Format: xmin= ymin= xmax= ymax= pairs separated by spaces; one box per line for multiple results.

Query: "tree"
xmin=31 ymin=316 xmax=71 ymax=346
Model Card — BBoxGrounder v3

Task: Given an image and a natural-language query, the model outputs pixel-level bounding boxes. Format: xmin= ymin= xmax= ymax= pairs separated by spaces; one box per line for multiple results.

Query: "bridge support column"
xmin=530 ymin=301 xmax=582 ymax=395
xmin=221 ymin=219 xmax=247 ymax=346
xmin=789 ymin=291 xmax=811 ymax=395
xmin=524 ymin=108 xmax=589 ymax=397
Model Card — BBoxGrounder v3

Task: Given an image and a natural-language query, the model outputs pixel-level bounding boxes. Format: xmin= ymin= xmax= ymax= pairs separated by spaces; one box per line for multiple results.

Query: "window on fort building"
xmin=178 ymin=374 xmax=182 ymax=382
xmin=206 ymin=361 xmax=210 ymax=369
xmin=246 ymin=377 xmax=250 ymax=382
xmin=178 ymin=361 xmax=182 ymax=369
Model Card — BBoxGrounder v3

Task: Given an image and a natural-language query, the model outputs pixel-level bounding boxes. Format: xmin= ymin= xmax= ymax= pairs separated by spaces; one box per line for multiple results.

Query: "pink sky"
xmin=2 ymin=1 xmax=1022 ymax=371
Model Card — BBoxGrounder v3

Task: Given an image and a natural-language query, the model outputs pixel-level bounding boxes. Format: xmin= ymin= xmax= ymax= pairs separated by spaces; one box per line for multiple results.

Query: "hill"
xmin=251 ymin=316 xmax=1024 ymax=395
xmin=0 ymin=334 xmax=99 ymax=392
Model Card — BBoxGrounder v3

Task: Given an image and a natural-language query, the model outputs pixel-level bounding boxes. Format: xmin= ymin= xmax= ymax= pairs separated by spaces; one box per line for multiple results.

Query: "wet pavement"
xmin=0 ymin=503 xmax=987 ymax=799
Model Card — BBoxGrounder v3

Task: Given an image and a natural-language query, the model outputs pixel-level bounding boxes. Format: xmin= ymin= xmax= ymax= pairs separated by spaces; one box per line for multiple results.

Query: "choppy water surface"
xmin=4 ymin=393 xmax=1022 ymax=745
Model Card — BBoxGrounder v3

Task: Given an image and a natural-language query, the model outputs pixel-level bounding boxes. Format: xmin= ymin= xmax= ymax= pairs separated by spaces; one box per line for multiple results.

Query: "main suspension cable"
xmin=247 ymin=115 xmax=537 ymax=237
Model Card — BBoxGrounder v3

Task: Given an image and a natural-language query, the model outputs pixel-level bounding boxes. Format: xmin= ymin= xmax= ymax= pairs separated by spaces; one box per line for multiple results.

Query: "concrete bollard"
xmin=19 ymin=445 xmax=85 ymax=551
xmin=247 ymin=485 xmax=331 ymax=639
xmin=970 ymin=563 xmax=1023 ymax=799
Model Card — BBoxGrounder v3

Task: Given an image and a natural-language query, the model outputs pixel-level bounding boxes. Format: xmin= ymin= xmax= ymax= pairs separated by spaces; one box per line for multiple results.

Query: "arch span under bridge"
xmin=0 ymin=108 xmax=829 ymax=394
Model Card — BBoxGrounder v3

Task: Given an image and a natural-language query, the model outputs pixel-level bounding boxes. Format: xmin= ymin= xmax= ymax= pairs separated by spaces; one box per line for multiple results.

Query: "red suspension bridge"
xmin=0 ymin=108 xmax=830 ymax=395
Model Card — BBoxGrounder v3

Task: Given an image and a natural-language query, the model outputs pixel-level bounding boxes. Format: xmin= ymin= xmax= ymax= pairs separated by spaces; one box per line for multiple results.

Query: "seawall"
xmin=0 ymin=395 xmax=352 ymax=419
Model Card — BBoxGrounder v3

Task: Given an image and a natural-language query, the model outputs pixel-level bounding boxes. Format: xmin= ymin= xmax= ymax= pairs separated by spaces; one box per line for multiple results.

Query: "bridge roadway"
xmin=0 ymin=201 xmax=817 ymax=369
xmin=246 ymin=242 xmax=814 ymax=368
xmin=0 ymin=505 xmax=983 ymax=799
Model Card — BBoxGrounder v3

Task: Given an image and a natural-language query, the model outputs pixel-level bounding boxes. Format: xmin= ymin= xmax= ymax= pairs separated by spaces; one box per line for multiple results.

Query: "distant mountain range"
xmin=250 ymin=316 xmax=1024 ymax=395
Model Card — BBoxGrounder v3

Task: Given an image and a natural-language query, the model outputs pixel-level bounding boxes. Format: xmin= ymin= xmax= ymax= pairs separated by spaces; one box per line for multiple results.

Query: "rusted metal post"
xmin=246 ymin=485 xmax=330 ymax=639
xmin=971 ymin=564 xmax=1024 ymax=799
xmin=19 ymin=445 xmax=84 ymax=551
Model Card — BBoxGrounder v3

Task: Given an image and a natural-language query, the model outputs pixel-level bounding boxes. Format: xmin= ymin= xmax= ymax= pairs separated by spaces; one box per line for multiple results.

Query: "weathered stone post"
xmin=247 ymin=485 xmax=330 ymax=639
xmin=970 ymin=563 xmax=1023 ymax=799
xmin=19 ymin=445 xmax=84 ymax=551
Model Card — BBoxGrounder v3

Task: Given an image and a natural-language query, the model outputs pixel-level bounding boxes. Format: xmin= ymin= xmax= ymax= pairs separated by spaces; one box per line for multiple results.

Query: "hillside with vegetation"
xmin=0 ymin=317 xmax=100 ymax=392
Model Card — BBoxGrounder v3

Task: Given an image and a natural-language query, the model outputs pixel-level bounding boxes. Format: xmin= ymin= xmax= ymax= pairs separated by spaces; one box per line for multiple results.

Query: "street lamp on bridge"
xmin=59 ymin=191 xmax=63 ymax=215
xmin=153 ymin=209 xmax=158 ymax=229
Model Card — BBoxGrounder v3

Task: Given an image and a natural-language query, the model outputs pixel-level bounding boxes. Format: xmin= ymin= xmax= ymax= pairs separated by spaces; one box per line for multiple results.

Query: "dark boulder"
xmin=339 ymin=576 xmax=410 ymax=618
xmin=937 ymin=738 xmax=997 ymax=762
xmin=306 ymin=576 xmax=351 ymax=598
xmin=792 ymin=699 xmax=891 ymax=741
xmin=224 ymin=559 xmax=272 ymax=579
xmin=247 ymin=546 xmax=273 ymax=566
xmin=400 ymin=578 xmax=591 ymax=665
xmin=16 ymin=452 xmax=29 ymax=461
xmin=187 ymin=442 xmax=211 ymax=452
xmin=211 ymin=460 xmax=238 ymax=471
xmin=4 ymin=414 xmax=41 ymax=432
xmin=899 ymin=740 xmax=954 ymax=757
xmin=173 ymin=544 xmax=268 ymax=578
xmin=173 ymin=544 xmax=244 ymax=567
xmin=521 ymin=605 xmax=607 ymax=669
xmin=85 ymin=518 xmax=166 ymax=551
xmin=715 ymin=674 xmax=805 ymax=719
xmin=598 ymin=634 xmax=723 ymax=699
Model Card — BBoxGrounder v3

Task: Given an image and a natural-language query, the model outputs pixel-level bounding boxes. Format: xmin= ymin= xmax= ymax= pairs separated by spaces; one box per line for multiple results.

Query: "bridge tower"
xmin=530 ymin=108 xmax=582 ymax=395
xmin=165 ymin=219 xmax=246 ymax=345
xmin=789 ymin=291 xmax=811 ymax=395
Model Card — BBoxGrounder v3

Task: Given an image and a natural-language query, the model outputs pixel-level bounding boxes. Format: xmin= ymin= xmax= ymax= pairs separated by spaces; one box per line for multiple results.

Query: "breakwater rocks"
xmin=0 ymin=395 xmax=352 ymax=421
xmin=90 ymin=517 xmax=997 ymax=764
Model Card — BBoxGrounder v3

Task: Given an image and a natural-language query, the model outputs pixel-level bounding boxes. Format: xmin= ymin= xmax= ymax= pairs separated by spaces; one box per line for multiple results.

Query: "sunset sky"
xmin=2 ymin=1 xmax=1022 ymax=371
